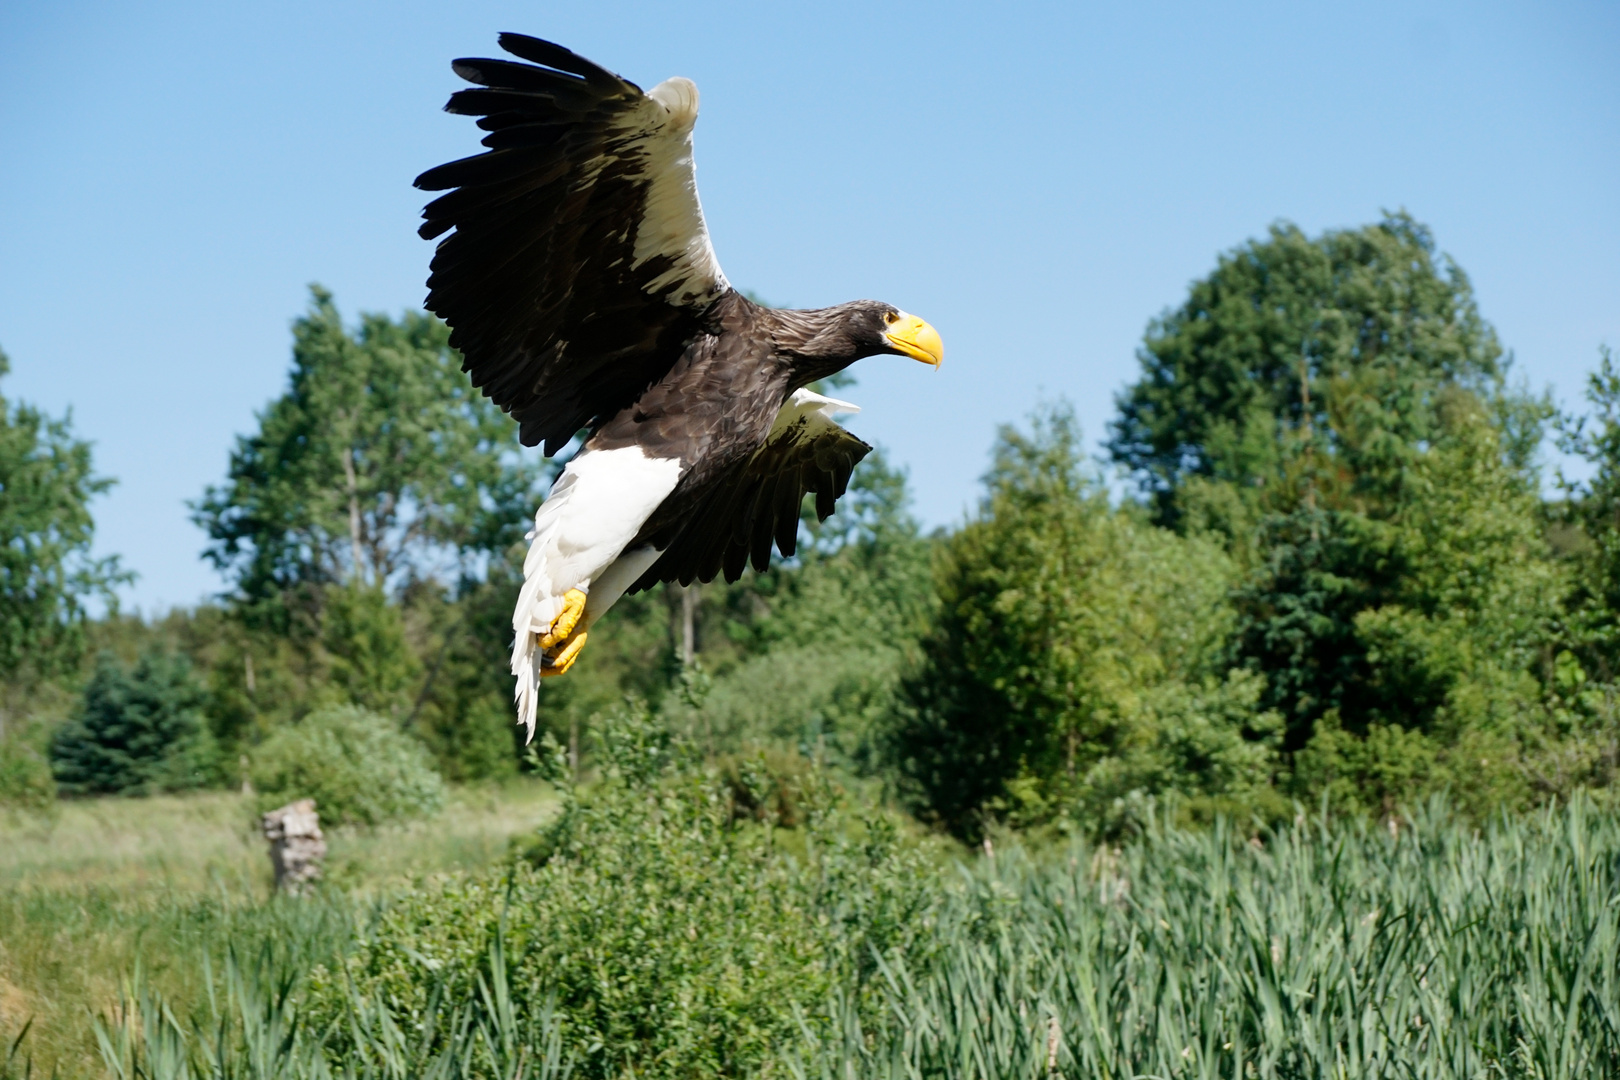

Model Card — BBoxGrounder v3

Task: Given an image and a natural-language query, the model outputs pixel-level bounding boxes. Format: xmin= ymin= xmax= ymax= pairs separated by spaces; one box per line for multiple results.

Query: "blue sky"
xmin=1 ymin=0 xmax=1615 ymax=612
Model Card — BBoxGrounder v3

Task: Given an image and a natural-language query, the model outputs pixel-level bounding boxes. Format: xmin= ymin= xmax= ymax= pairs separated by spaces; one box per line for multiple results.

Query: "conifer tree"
xmin=50 ymin=650 xmax=216 ymax=795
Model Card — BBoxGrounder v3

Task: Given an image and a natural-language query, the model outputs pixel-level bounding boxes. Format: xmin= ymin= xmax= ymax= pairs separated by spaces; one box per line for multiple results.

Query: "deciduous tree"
xmin=0 ymin=347 xmax=126 ymax=687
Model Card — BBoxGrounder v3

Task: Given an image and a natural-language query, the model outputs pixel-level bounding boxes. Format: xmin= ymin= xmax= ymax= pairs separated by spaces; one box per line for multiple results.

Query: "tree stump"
xmin=261 ymin=798 xmax=326 ymax=895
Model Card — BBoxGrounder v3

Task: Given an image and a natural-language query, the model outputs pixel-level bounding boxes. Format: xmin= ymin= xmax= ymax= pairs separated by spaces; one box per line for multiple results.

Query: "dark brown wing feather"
xmin=416 ymin=33 xmax=727 ymax=453
xmin=630 ymin=408 xmax=871 ymax=589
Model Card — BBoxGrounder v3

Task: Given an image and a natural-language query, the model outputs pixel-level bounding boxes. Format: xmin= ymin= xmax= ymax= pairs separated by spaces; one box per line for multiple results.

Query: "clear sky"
xmin=1 ymin=0 xmax=1615 ymax=613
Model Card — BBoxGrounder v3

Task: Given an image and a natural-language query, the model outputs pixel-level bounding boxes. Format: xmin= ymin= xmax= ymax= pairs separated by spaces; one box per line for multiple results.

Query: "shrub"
xmin=306 ymin=705 xmax=944 ymax=1079
xmin=50 ymin=650 xmax=217 ymax=796
xmin=249 ymin=705 xmax=444 ymax=826
xmin=0 ymin=733 xmax=55 ymax=810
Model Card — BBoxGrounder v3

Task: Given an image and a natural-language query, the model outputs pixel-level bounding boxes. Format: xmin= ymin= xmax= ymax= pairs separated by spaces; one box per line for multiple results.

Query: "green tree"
xmin=322 ymin=582 xmax=418 ymax=716
xmin=0 ymin=347 xmax=126 ymax=685
xmin=193 ymin=287 xmax=543 ymax=607
xmin=1108 ymin=213 xmax=1520 ymax=529
xmin=1556 ymin=347 xmax=1620 ymax=673
xmin=891 ymin=405 xmax=1261 ymax=836
xmin=1538 ymin=345 xmax=1620 ymax=796
xmin=191 ymin=289 xmax=548 ymax=755
xmin=49 ymin=650 xmax=217 ymax=795
xmin=1107 ymin=215 xmax=1563 ymax=813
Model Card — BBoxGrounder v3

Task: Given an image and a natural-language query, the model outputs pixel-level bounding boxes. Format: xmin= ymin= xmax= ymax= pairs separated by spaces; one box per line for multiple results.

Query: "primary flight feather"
xmin=415 ymin=33 xmax=944 ymax=739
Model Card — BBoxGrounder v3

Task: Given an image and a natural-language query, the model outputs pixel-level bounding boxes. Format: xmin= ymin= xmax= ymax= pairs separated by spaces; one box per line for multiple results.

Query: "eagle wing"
xmin=633 ymin=390 xmax=872 ymax=589
xmin=416 ymin=33 xmax=730 ymax=454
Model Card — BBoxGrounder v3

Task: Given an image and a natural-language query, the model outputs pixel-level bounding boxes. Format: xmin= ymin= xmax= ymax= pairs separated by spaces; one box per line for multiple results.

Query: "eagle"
xmin=415 ymin=34 xmax=944 ymax=739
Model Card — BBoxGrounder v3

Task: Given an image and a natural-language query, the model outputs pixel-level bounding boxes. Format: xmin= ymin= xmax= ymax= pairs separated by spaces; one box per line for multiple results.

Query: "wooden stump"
xmin=260 ymin=798 xmax=326 ymax=895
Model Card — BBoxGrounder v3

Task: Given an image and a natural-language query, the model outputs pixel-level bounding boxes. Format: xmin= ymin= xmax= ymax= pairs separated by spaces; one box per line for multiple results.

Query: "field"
xmin=0 ymin=782 xmax=557 ymax=1076
xmin=3 ymin=768 xmax=1618 ymax=1079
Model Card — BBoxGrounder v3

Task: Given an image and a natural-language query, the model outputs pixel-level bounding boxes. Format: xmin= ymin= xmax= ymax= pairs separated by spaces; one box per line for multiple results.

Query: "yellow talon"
xmin=539 ymin=588 xmax=588 ymax=649
xmin=540 ymin=631 xmax=588 ymax=678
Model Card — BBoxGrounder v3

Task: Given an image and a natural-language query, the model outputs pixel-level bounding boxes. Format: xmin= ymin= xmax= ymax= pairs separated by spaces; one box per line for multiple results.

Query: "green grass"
xmin=0 ymin=781 xmax=557 ymax=1078
xmin=4 ymin=776 xmax=1619 ymax=1079
xmin=794 ymin=798 xmax=1620 ymax=1079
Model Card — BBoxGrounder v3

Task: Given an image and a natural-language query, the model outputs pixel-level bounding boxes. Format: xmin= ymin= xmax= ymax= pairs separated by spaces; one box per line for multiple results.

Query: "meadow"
xmin=3 ymin=751 xmax=1617 ymax=1079
xmin=0 ymin=781 xmax=557 ymax=1076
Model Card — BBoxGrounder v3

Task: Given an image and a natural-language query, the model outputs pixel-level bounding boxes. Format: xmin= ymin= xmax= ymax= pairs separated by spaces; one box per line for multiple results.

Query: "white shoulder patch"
xmin=768 ymin=388 xmax=861 ymax=439
xmin=621 ymin=78 xmax=730 ymax=307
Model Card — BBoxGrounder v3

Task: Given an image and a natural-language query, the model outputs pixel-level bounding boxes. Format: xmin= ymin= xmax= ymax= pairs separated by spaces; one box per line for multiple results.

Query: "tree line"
xmin=1 ymin=213 xmax=1616 ymax=836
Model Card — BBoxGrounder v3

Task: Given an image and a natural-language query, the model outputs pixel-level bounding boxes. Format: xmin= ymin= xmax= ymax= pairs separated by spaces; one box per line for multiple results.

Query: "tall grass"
xmin=0 ymin=782 xmax=556 ymax=1077
xmin=792 ymin=797 xmax=1620 ymax=1079
xmin=6 ymin=785 xmax=1618 ymax=1078
xmin=89 ymin=935 xmax=570 ymax=1080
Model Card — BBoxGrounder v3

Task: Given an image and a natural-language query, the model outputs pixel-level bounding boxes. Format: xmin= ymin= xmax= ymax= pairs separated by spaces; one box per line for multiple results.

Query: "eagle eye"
xmin=883 ymin=311 xmax=900 ymax=326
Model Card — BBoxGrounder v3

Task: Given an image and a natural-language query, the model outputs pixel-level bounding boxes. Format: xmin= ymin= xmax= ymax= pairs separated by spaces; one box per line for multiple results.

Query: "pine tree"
xmin=50 ymin=650 xmax=217 ymax=795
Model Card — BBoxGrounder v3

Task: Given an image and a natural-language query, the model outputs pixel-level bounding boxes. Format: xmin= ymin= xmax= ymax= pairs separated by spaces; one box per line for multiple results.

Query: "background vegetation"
xmin=3 ymin=214 xmax=1619 ymax=1077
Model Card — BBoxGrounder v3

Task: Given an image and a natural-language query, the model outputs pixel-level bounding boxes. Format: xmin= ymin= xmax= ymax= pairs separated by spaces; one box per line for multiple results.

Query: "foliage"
xmin=0 ymin=731 xmax=55 ymax=810
xmin=1107 ymin=212 xmax=1520 ymax=521
xmin=307 ymin=705 xmax=944 ymax=1080
xmin=322 ymin=582 xmax=419 ymax=716
xmin=23 ymin=788 xmax=1620 ymax=1080
xmin=401 ymin=571 xmax=529 ymax=782
xmin=891 ymin=404 xmax=1265 ymax=837
xmin=49 ymin=649 xmax=217 ymax=796
xmin=1546 ymin=345 xmax=1620 ymax=786
xmin=669 ymin=448 xmax=935 ymax=768
xmin=1231 ymin=382 xmax=1558 ymax=757
xmin=248 ymin=704 xmax=444 ymax=826
xmin=793 ymin=797 xmax=1620 ymax=1080
xmin=192 ymin=286 xmax=543 ymax=609
xmin=0 ymin=346 xmax=127 ymax=682
xmin=1100 ymin=214 xmax=1570 ymax=814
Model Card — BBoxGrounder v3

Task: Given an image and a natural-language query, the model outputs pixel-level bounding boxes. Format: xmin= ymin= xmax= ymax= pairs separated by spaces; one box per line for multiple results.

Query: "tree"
xmin=1108 ymin=213 xmax=1521 ymax=530
xmin=0 ymin=346 xmax=126 ymax=685
xmin=50 ymin=649 xmax=217 ymax=795
xmin=193 ymin=287 xmax=544 ymax=608
xmin=248 ymin=704 xmax=444 ymax=826
xmin=1107 ymin=215 xmax=1563 ymax=814
xmin=890 ymin=405 xmax=1266 ymax=837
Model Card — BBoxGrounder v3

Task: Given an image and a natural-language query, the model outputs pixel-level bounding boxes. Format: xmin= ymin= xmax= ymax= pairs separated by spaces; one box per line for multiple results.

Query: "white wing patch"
xmin=618 ymin=77 xmax=730 ymax=307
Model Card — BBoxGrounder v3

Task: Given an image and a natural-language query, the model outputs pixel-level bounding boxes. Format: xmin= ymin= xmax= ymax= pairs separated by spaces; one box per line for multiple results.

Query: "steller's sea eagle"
xmin=415 ymin=33 xmax=944 ymax=740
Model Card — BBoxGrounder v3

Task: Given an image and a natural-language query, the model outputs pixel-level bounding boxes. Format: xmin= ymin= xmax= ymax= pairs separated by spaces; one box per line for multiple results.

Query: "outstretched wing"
xmin=416 ymin=33 xmax=731 ymax=453
xmin=633 ymin=390 xmax=872 ymax=589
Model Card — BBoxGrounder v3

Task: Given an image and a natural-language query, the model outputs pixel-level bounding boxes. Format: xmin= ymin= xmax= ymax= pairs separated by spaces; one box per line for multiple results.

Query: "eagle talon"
xmin=540 ymin=630 xmax=588 ymax=677
xmin=539 ymin=588 xmax=588 ymax=649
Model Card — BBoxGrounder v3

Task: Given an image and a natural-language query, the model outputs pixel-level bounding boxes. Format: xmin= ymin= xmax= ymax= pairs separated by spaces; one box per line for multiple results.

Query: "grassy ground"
xmin=0 ymin=781 xmax=556 ymax=1077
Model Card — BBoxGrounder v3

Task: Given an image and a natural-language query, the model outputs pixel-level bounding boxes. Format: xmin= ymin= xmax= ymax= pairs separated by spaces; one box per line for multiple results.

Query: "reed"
xmin=792 ymin=797 xmax=1620 ymax=1079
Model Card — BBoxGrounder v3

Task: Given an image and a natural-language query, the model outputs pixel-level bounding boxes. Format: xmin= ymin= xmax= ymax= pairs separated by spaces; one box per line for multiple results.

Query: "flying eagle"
xmin=415 ymin=34 xmax=944 ymax=739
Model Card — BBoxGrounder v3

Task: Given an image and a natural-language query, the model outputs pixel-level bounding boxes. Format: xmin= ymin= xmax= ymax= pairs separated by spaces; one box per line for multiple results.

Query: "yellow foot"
xmin=539 ymin=589 xmax=588 ymax=649
xmin=540 ymin=631 xmax=588 ymax=678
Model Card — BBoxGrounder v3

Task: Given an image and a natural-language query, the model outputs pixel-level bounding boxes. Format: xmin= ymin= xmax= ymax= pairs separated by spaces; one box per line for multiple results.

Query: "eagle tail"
xmin=511 ymin=502 xmax=572 ymax=744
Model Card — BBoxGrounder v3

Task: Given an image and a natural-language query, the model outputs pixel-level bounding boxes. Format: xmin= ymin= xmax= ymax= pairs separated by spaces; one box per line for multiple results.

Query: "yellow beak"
xmin=883 ymin=312 xmax=943 ymax=367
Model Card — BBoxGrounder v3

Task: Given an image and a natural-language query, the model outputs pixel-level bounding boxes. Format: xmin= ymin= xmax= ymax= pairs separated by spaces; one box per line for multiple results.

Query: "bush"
xmin=50 ymin=650 xmax=217 ymax=796
xmin=0 ymin=733 xmax=55 ymax=810
xmin=306 ymin=705 xmax=943 ymax=1079
xmin=249 ymin=705 xmax=444 ymax=826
